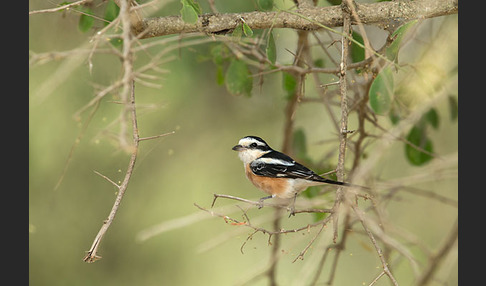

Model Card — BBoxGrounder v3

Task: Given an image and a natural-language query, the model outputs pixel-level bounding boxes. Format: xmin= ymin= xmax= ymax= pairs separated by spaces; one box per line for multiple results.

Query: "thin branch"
xmin=138 ymin=131 xmax=176 ymax=141
xmin=196 ymin=202 xmax=333 ymax=236
xmin=415 ymin=218 xmax=458 ymax=286
xmin=28 ymin=0 xmax=90 ymax=15
xmin=212 ymin=193 xmax=332 ymax=214
xmin=83 ymin=0 xmax=137 ymax=263
xmin=54 ymin=100 xmax=100 ymax=191
xmin=83 ymin=80 xmax=139 ymax=263
xmin=368 ymin=271 xmax=386 ymax=286
xmin=331 ymin=3 xmax=352 ymax=243
xmin=292 ymin=222 xmax=327 ymax=263
xmin=351 ymin=203 xmax=399 ymax=286
xmin=135 ymin=0 xmax=457 ymax=39
xmin=93 ymin=170 xmax=120 ymax=189
xmin=326 ymin=213 xmax=352 ymax=285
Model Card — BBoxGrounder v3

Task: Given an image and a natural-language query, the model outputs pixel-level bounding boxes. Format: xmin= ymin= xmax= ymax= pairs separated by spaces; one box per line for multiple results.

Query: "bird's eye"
xmin=250 ymin=143 xmax=257 ymax=148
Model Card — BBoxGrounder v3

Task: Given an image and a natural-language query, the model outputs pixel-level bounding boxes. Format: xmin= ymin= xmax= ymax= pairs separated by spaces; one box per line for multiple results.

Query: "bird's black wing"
xmin=250 ymin=151 xmax=347 ymax=186
xmin=250 ymin=151 xmax=319 ymax=180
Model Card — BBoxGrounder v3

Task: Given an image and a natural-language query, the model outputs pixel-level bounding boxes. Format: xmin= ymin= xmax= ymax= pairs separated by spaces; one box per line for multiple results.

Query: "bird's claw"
xmin=288 ymin=206 xmax=296 ymax=217
xmin=257 ymin=200 xmax=264 ymax=209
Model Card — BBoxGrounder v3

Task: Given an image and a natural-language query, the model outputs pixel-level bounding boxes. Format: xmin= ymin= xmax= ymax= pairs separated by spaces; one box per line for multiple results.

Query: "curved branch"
xmin=135 ymin=0 xmax=457 ymax=39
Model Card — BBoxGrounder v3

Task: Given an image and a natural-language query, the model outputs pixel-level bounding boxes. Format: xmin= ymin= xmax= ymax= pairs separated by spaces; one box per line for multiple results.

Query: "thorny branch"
xmin=81 ymin=0 xmax=175 ymax=263
xmin=330 ymin=1 xmax=352 ymax=244
xmin=29 ymin=0 xmax=457 ymax=283
xmin=83 ymin=79 xmax=138 ymax=263
xmin=134 ymin=0 xmax=457 ymax=39
xmin=82 ymin=0 xmax=136 ymax=263
xmin=191 ymin=2 xmax=455 ymax=286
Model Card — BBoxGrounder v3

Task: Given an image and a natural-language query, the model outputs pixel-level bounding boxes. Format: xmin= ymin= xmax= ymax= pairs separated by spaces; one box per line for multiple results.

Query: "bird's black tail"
xmin=314 ymin=176 xmax=369 ymax=190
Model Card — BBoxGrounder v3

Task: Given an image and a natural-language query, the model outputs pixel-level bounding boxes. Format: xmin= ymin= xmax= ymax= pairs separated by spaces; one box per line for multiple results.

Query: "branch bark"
xmin=83 ymin=0 xmax=138 ymax=263
xmin=134 ymin=0 xmax=457 ymax=39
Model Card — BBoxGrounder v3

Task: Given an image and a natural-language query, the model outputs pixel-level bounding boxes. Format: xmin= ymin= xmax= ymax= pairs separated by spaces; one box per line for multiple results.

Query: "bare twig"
xmin=415 ymin=218 xmax=458 ymax=286
xmin=93 ymin=170 xmax=120 ymax=189
xmin=331 ymin=3 xmax=352 ymax=243
xmin=83 ymin=0 xmax=137 ymax=263
xmin=28 ymin=0 xmax=90 ymax=15
xmin=138 ymin=131 xmax=176 ymax=141
xmin=83 ymin=80 xmax=139 ymax=263
xmin=54 ymin=100 xmax=100 ymax=191
xmin=292 ymin=222 xmax=327 ymax=263
xmin=351 ymin=203 xmax=399 ymax=286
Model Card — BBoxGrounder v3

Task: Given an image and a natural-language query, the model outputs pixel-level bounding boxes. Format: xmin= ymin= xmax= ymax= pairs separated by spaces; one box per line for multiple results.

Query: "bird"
xmin=232 ymin=135 xmax=364 ymax=215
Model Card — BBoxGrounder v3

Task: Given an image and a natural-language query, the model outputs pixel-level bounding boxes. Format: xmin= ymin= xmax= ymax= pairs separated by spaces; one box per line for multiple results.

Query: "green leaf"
xmin=104 ymin=0 xmax=119 ymax=26
xmin=369 ymin=66 xmax=394 ymax=115
xmin=292 ymin=129 xmax=309 ymax=161
xmin=258 ymin=0 xmax=274 ymax=11
xmin=242 ymin=22 xmax=253 ymax=37
xmin=282 ymin=72 xmax=297 ymax=97
xmin=313 ymin=58 xmax=324 ymax=68
xmin=210 ymin=44 xmax=225 ymax=65
xmin=448 ymin=95 xmax=458 ymax=121
xmin=266 ymin=31 xmax=277 ymax=65
xmin=57 ymin=1 xmax=72 ymax=11
xmin=232 ymin=24 xmax=243 ymax=40
xmin=78 ymin=7 xmax=94 ymax=33
xmin=351 ymin=31 xmax=365 ymax=63
xmin=389 ymin=106 xmax=401 ymax=125
xmin=425 ymin=108 xmax=439 ymax=130
xmin=405 ymin=125 xmax=434 ymax=166
xmin=312 ymin=212 xmax=328 ymax=222
xmin=225 ymin=59 xmax=253 ymax=96
xmin=180 ymin=3 xmax=198 ymax=24
xmin=109 ymin=38 xmax=123 ymax=48
xmin=216 ymin=65 xmax=225 ymax=85
xmin=181 ymin=0 xmax=201 ymax=14
xmin=386 ymin=20 xmax=417 ymax=61
xmin=303 ymin=186 xmax=320 ymax=199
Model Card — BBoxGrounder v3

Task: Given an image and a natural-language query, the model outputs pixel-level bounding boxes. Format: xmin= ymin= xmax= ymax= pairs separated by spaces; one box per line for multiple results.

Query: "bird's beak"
xmin=232 ymin=144 xmax=244 ymax=151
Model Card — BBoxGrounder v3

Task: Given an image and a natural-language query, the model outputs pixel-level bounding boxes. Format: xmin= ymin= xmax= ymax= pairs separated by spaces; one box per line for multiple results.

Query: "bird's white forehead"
xmin=238 ymin=137 xmax=265 ymax=146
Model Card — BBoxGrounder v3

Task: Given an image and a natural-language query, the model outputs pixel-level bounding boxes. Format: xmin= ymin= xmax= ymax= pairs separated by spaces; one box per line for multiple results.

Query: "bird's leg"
xmin=258 ymin=194 xmax=275 ymax=209
xmin=288 ymin=193 xmax=298 ymax=217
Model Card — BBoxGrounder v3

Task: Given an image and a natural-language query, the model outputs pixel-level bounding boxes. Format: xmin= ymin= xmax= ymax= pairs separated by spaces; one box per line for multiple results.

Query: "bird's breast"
xmin=245 ymin=164 xmax=292 ymax=198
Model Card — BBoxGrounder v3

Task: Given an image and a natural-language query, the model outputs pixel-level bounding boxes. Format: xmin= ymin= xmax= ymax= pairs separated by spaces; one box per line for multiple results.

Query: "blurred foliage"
xmin=29 ymin=0 xmax=457 ymax=285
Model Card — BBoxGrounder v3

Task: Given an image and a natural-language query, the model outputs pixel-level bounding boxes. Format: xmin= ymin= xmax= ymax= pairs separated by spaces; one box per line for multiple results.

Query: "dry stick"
xmin=368 ymin=271 xmax=386 ymax=286
xmin=83 ymin=80 xmax=139 ymax=263
xmin=309 ymin=245 xmax=332 ymax=286
xmin=293 ymin=222 xmax=327 ymax=263
xmin=326 ymin=212 xmax=352 ymax=285
xmin=267 ymin=208 xmax=283 ymax=286
xmin=212 ymin=194 xmax=332 ymax=214
xmin=330 ymin=6 xmax=352 ymax=243
xmin=28 ymin=0 xmax=90 ymax=15
xmin=205 ymin=197 xmax=334 ymax=235
xmin=415 ymin=218 xmax=458 ymax=286
xmin=281 ymin=30 xmax=308 ymax=155
xmin=83 ymin=0 xmax=136 ymax=263
xmin=118 ymin=0 xmax=136 ymax=150
xmin=54 ymin=100 xmax=100 ymax=191
xmin=351 ymin=203 xmax=399 ymax=286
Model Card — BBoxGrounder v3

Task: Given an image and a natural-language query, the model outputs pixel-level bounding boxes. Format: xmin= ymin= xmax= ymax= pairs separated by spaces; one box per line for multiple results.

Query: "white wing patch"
xmin=255 ymin=157 xmax=295 ymax=166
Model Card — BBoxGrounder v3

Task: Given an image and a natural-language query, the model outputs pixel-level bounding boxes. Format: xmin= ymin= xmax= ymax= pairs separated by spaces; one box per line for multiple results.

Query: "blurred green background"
xmin=29 ymin=1 xmax=457 ymax=285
